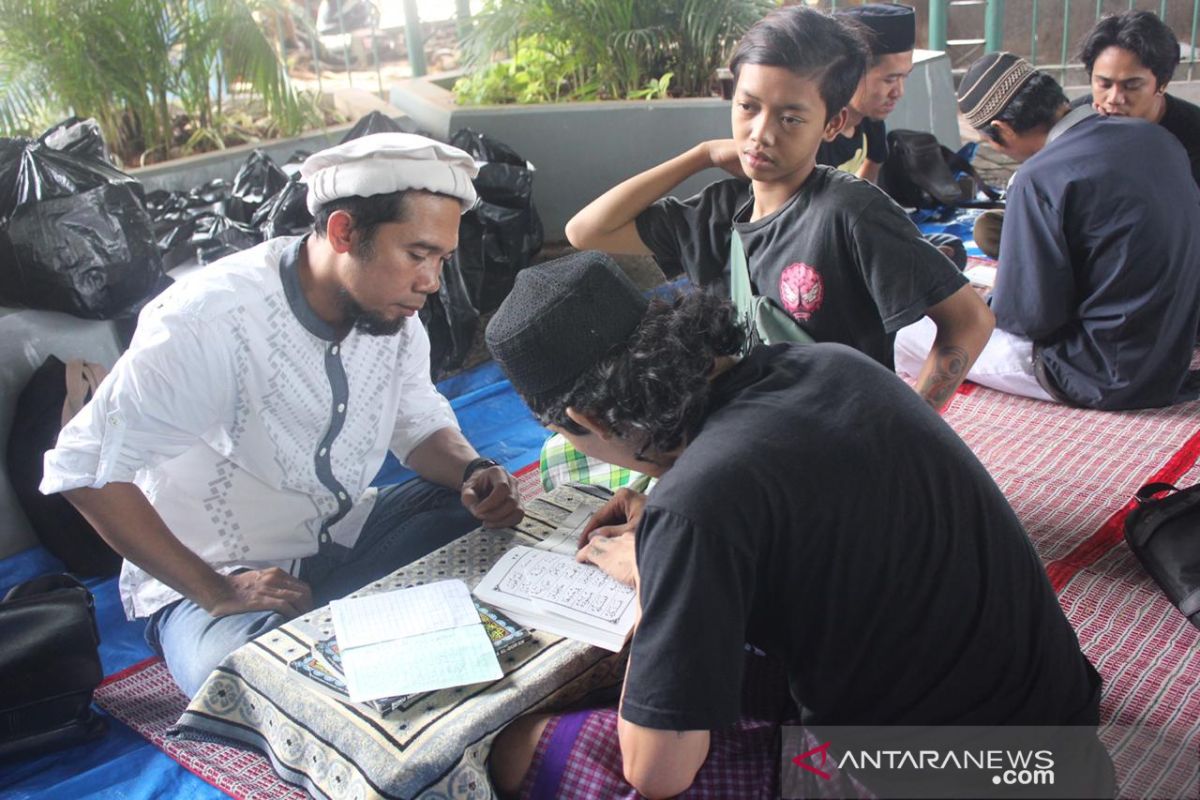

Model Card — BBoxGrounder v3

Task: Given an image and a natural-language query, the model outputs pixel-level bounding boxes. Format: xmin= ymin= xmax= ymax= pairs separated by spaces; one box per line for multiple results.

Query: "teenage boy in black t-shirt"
xmin=484 ymin=251 xmax=1112 ymax=799
xmin=566 ymin=6 xmax=993 ymax=411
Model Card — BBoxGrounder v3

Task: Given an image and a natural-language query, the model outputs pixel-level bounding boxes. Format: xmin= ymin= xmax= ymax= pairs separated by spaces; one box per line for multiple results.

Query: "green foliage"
xmin=457 ymin=0 xmax=773 ymax=105
xmin=0 ymin=0 xmax=319 ymax=163
xmin=454 ymin=36 xmax=598 ymax=105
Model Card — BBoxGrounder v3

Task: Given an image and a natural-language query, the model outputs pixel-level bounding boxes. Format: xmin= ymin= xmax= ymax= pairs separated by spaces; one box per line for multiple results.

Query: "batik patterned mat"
xmin=942 ymin=383 xmax=1200 ymax=800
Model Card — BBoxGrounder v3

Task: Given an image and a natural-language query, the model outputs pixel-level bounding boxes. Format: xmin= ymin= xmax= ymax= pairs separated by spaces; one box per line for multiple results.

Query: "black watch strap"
xmin=461 ymin=457 xmax=499 ymax=488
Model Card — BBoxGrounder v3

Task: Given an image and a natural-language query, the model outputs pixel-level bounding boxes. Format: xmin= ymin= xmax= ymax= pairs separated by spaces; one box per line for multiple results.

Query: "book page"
xmin=341 ymin=624 xmax=502 ymax=701
xmin=330 ymin=580 xmax=479 ymax=650
xmin=485 ymin=546 xmax=636 ymax=623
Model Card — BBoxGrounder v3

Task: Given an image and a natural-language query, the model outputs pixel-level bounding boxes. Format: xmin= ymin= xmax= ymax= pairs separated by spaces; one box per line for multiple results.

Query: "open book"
xmin=474 ymin=509 xmax=638 ymax=652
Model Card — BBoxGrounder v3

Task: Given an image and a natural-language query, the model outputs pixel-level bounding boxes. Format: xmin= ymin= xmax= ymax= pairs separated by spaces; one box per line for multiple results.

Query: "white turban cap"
xmin=300 ymin=132 xmax=479 ymax=215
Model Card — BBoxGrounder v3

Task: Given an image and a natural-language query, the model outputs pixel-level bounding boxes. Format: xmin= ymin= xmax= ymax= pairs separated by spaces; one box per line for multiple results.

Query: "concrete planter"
xmin=391 ymin=50 xmax=960 ymax=240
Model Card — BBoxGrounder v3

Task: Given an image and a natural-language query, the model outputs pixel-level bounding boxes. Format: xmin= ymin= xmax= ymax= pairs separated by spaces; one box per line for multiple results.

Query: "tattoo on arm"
xmin=918 ymin=345 xmax=969 ymax=410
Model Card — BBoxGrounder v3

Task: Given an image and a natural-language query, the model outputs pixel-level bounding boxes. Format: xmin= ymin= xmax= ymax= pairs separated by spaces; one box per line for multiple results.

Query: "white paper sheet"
xmin=329 ymin=580 xmax=479 ymax=650
xmin=341 ymin=624 xmax=503 ymax=701
xmin=535 ymin=507 xmax=593 ymax=555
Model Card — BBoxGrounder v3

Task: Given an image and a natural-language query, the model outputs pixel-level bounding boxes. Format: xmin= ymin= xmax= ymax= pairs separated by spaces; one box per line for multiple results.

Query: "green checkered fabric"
xmin=539 ymin=433 xmax=648 ymax=493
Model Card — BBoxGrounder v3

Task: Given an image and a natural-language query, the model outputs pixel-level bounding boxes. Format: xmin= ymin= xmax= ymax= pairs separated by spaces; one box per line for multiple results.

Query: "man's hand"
xmin=462 ymin=465 xmax=524 ymax=528
xmin=578 ymin=487 xmax=648 ymax=548
xmin=577 ymin=531 xmax=639 ymax=588
xmin=207 ymin=567 xmax=313 ymax=619
xmin=704 ymin=139 xmax=747 ymax=179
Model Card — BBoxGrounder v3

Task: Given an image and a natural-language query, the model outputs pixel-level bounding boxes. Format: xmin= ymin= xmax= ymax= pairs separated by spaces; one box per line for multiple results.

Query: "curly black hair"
xmin=525 ymin=291 xmax=746 ymax=461
xmin=730 ymin=5 xmax=868 ymax=123
xmin=981 ymin=72 xmax=1068 ymax=143
xmin=1079 ymin=11 xmax=1180 ymax=89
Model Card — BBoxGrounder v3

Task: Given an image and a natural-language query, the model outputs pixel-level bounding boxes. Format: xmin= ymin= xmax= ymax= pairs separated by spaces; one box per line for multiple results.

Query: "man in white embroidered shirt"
xmin=40 ymin=133 xmax=525 ymax=697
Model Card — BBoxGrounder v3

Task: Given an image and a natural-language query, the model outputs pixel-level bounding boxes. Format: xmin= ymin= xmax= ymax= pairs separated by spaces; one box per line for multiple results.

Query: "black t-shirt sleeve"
xmin=848 ymin=195 xmax=968 ymax=332
xmin=634 ymin=180 xmax=746 ymax=284
xmin=864 ymin=119 xmax=888 ymax=163
xmin=620 ymin=507 xmax=752 ymax=731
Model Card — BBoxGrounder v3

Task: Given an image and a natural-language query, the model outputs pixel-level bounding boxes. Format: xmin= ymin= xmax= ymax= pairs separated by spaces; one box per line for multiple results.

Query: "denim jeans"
xmin=145 ymin=478 xmax=476 ymax=698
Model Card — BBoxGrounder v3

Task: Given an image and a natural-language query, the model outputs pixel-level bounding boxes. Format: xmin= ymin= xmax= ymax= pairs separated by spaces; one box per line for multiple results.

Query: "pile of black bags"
xmin=0 ymin=112 xmax=544 ymax=375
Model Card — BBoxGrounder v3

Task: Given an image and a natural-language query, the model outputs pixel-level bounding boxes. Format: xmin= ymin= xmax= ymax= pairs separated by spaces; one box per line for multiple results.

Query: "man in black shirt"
xmin=816 ymin=3 xmax=968 ymax=269
xmin=899 ymin=52 xmax=1200 ymax=410
xmin=1078 ymin=10 xmax=1200 ymax=188
xmin=816 ymin=3 xmax=913 ymax=185
xmin=485 ymin=251 xmax=1110 ymax=799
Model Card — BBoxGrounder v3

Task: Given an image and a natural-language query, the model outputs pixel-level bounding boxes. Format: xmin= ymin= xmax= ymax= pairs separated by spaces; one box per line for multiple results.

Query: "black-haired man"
xmin=485 ymin=251 xmax=1110 ymax=799
xmin=896 ymin=53 xmax=1200 ymax=410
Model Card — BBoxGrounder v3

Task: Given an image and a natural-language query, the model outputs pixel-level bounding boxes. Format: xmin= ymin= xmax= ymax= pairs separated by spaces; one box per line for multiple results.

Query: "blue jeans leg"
xmin=303 ymin=478 xmax=478 ymax=607
xmin=144 ymin=479 xmax=475 ymax=697
xmin=145 ymin=599 xmax=286 ymax=699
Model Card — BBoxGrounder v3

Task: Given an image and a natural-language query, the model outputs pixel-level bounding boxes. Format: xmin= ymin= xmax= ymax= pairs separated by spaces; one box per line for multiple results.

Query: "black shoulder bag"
xmin=0 ymin=574 xmax=106 ymax=759
xmin=879 ymin=129 xmax=1002 ymax=210
xmin=1124 ymin=482 xmax=1200 ymax=630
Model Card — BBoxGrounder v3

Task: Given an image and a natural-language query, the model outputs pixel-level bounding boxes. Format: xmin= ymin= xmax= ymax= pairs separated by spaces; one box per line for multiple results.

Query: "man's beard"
xmin=338 ymin=291 xmax=406 ymax=337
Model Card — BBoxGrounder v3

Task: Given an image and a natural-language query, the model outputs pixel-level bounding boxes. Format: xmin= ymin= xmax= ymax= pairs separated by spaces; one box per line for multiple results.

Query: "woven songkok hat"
xmin=300 ymin=132 xmax=478 ymax=215
xmin=837 ymin=3 xmax=916 ymax=54
xmin=486 ymin=251 xmax=649 ymax=400
xmin=958 ymin=52 xmax=1038 ymax=128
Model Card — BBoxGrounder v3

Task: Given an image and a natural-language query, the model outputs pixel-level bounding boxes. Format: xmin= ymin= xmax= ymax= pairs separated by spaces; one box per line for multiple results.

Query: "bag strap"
xmin=1134 ymin=482 xmax=1179 ymax=504
xmin=63 ymin=360 xmax=109 ymax=427
xmin=729 ymin=228 xmax=753 ymax=316
xmin=3 ymin=573 xmax=90 ymax=603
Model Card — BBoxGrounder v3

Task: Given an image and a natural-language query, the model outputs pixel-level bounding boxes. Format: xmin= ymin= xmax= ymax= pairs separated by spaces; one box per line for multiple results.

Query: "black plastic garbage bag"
xmin=227 ymin=149 xmax=288 ymax=224
xmin=38 ymin=117 xmax=111 ymax=165
xmin=252 ymin=177 xmax=312 ymax=240
xmin=339 ymin=110 xmax=416 ymax=143
xmin=420 ymin=254 xmax=479 ymax=379
xmin=190 ymin=213 xmax=261 ymax=265
xmin=448 ymin=128 xmax=543 ymax=313
xmin=0 ymin=137 xmax=164 ymax=319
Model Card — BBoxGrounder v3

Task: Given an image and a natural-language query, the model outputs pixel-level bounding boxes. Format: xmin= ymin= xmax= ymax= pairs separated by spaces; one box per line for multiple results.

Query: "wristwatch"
xmin=461 ymin=457 xmax=500 ymax=488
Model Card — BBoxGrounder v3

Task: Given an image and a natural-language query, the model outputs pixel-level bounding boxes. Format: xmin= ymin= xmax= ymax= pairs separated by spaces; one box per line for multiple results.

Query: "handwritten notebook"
xmin=329 ymin=580 xmax=502 ymax=702
xmin=474 ymin=508 xmax=638 ymax=652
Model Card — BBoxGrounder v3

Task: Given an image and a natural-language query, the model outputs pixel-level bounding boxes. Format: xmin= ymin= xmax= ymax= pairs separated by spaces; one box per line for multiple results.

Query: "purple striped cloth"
xmin=518 ymin=652 xmax=875 ymax=799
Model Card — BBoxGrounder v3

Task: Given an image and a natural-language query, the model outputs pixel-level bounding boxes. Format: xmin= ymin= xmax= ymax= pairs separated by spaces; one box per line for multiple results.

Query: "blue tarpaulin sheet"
xmin=0 ymin=360 xmax=549 ymax=800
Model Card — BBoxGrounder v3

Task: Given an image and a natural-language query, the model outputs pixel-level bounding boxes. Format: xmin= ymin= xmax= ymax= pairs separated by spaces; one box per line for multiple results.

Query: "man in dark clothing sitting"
xmin=896 ymin=52 xmax=1200 ymax=410
xmin=485 ymin=251 xmax=1111 ymax=799
xmin=816 ymin=3 xmax=967 ymax=268
xmin=1078 ymin=10 xmax=1200 ymax=188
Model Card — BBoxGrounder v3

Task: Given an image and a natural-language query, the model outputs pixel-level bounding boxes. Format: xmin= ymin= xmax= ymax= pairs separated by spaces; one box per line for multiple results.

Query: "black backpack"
xmin=879 ymin=129 xmax=1002 ymax=210
xmin=6 ymin=356 xmax=122 ymax=576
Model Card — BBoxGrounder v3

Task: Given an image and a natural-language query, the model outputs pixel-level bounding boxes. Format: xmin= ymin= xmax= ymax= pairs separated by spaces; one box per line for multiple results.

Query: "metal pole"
xmin=305 ymin=0 xmax=323 ymax=99
xmin=1060 ymin=0 xmax=1071 ymax=85
xmin=1031 ymin=0 xmax=1040 ymax=65
xmin=985 ymin=0 xmax=1005 ymax=53
xmin=455 ymin=0 xmax=473 ymax=39
xmin=1190 ymin=0 xmax=1199 ymax=80
xmin=337 ymin=0 xmax=353 ymax=88
xmin=928 ymin=0 xmax=948 ymax=52
xmin=371 ymin=8 xmax=383 ymax=96
xmin=403 ymin=0 xmax=427 ymax=78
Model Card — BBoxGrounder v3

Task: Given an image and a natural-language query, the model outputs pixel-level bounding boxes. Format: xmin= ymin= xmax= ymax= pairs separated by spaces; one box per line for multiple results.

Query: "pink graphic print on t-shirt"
xmin=778 ymin=263 xmax=824 ymax=321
